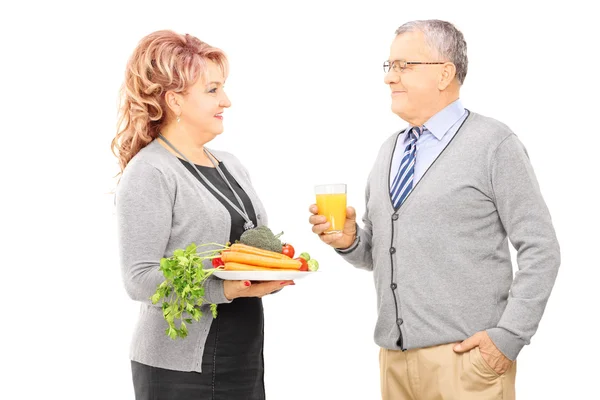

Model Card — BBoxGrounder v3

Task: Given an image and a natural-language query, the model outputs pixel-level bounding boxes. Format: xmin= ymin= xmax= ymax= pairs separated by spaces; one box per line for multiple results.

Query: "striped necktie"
xmin=390 ymin=126 xmax=424 ymax=209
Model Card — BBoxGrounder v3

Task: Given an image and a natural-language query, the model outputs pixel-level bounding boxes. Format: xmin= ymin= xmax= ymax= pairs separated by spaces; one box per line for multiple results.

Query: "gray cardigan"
xmin=115 ymin=140 xmax=268 ymax=372
xmin=339 ymin=111 xmax=560 ymax=360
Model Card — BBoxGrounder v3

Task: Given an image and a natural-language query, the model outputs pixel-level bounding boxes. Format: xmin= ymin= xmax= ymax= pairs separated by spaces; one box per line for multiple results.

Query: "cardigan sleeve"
xmin=335 ymin=176 xmax=375 ymax=271
xmin=116 ymin=160 xmax=232 ymax=306
xmin=485 ymin=134 xmax=560 ymax=360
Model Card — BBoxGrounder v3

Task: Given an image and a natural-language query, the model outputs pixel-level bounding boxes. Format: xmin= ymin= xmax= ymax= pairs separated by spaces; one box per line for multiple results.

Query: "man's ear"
xmin=438 ymin=62 xmax=457 ymax=90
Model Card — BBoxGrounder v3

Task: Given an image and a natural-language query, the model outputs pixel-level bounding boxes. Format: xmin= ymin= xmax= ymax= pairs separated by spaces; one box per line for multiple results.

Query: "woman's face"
xmin=179 ymin=60 xmax=231 ymax=139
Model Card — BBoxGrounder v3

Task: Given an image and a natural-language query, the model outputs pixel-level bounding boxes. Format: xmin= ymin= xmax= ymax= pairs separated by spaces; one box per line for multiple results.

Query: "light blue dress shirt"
xmin=389 ymin=99 xmax=468 ymax=188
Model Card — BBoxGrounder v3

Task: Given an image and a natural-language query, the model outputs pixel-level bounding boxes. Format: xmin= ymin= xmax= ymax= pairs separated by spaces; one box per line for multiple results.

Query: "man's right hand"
xmin=308 ymin=204 xmax=357 ymax=249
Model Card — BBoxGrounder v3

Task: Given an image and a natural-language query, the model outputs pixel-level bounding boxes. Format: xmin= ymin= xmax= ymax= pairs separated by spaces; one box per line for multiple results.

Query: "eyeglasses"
xmin=383 ymin=60 xmax=445 ymax=73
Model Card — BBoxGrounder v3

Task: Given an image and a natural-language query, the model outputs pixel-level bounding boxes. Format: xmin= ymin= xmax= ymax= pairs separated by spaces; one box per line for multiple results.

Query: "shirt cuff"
xmin=486 ymin=327 xmax=528 ymax=361
xmin=335 ymin=234 xmax=360 ymax=254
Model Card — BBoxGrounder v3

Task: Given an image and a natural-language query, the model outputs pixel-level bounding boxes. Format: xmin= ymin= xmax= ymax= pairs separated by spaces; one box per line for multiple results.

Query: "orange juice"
xmin=316 ymin=193 xmax=347 ymax=233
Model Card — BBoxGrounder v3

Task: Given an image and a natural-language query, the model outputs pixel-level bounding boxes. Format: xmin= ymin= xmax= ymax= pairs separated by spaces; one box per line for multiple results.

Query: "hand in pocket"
xmin=453 ymin=331 xmax=513 ymax=375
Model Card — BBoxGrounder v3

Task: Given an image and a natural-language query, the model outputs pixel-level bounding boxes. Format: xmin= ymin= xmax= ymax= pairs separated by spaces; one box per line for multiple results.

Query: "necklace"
xmin=159 ymin=134 xmax=255 ymax=231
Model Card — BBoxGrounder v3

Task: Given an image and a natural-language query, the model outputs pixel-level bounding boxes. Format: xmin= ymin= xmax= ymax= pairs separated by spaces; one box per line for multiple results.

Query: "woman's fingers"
xmin=225 ymin=280 xmax=295 ymax=299
xmin=223 ymin=279 xmax=252 ymax=300
xmin=250 ymin=280 xmax=294 ymax=297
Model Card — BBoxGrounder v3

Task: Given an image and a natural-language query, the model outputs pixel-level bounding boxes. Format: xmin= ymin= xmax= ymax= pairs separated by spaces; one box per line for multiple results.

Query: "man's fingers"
xmin=453 ymin=332 xmax=482 ymax=353
xmin=309 ymin=204 xmax=355 ymax=249
xmin=312 ymin=222 xmax=330 ymax=234
xmin=320 ymin=232 xmax=344 ymax=245
xmin=346 ymin=206 xmax=356 ymax=220
xmin=309 ymin=214 xmax=327 ymax=225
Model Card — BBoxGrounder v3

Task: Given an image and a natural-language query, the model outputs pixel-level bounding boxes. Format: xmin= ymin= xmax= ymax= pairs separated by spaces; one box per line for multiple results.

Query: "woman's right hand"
xmin=223 ymin=280 xmax=294 ymax=300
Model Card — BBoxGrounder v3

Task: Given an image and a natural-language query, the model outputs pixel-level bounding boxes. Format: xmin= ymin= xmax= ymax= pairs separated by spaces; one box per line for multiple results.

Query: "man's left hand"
xmin=453 ymin=331 xmax=513 ymax=375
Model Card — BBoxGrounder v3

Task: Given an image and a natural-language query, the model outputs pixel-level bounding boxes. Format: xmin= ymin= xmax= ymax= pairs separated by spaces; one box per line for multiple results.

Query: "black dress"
xmin=131 ymin=160 xmax=265 ymax=400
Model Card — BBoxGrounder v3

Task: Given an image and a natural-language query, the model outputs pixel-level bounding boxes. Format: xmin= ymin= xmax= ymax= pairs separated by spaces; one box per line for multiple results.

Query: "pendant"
xmin=243 ymin=221 xmax=255 ymax=231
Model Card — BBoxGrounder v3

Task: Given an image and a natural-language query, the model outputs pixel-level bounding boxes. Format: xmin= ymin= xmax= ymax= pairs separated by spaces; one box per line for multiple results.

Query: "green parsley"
xmin=150 ymin=242 xmax=227 ymax=339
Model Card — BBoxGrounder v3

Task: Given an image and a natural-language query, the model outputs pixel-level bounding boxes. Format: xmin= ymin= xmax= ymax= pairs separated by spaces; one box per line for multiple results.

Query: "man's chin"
xmin=391 ymin=104 xmax=407 ymax=119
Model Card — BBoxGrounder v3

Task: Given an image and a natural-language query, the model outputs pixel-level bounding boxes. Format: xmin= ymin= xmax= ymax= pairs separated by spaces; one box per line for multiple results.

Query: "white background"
xmin=2 ymin=0 xmax=599 ymax=399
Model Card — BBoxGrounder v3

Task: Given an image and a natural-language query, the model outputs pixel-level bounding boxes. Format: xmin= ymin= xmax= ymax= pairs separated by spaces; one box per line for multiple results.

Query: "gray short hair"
xmin=395 ymin=20 xmax=468 ymax=85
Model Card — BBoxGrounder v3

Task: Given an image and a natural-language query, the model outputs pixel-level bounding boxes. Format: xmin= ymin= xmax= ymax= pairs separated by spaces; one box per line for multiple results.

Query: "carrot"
xmin=223 ymin=262 xmax=281 ymax=271
xmin=221 ymin=251 xmax=301 ymax=270
xmin=228 ymin=243 xmax=289 ymax=260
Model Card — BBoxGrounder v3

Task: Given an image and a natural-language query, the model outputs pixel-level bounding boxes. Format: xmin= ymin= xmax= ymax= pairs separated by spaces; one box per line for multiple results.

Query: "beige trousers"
xmin=380 ymin=343 xmax=516 ymax=400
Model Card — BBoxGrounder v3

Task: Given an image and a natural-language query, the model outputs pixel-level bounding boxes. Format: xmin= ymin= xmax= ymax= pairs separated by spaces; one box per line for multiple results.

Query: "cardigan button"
xmin=389 ymin=247 xmax=396 ymax=254
xmin=392 ymin=214 xmax=399 ymax=221
xmin=397 ymin=318 xmax=403 ymax=325
xmin=390 ymin=283 xmax=397 ymax=290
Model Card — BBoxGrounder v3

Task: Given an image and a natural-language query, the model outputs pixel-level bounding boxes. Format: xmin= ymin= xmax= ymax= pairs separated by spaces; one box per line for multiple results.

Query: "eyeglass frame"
xmin=383 ymin=59 xmax=447 ymax=73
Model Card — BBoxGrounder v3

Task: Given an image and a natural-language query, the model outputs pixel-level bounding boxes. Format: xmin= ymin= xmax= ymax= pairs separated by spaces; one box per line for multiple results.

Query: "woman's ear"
xmin=165 ymin=90 xmax=183 ymax=118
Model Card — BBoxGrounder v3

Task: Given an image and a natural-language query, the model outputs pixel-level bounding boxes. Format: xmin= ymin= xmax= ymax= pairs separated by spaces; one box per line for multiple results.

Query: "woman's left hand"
xmin=224 ymin=280 xmax=294 ymax=300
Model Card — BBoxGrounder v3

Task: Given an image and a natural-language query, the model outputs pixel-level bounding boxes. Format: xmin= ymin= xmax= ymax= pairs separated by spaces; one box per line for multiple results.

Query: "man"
xmin=309 ymin=20 xmax=560 ymax=399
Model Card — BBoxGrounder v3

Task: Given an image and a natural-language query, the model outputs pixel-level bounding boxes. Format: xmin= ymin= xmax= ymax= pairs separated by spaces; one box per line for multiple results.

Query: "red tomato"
xmin=295 ymin=257 xmax=309 ymax=271
xmin=211 ymin=257 xmax=224 ymax=268
xmin=282 ymin=243 xmax=295 ymax=258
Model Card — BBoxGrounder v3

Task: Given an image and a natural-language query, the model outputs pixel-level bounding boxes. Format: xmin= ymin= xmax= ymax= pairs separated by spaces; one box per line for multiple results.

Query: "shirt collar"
xmin=408 ymin=99 xmax=465 ymax=141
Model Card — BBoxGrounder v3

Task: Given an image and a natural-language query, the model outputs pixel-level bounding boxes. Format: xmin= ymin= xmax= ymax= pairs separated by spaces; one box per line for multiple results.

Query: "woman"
xmin=112 ymin=30 xmax=293 ymax=399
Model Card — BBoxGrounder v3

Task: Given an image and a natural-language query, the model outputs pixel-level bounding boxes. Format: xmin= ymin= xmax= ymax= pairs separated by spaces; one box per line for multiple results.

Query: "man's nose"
xmin=384 ymin=70 xmax=399 ymax=85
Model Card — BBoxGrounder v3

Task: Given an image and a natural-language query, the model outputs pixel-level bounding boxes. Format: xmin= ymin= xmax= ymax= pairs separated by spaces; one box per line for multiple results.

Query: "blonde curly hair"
xmin=111 ymin=30 xmax=228 ymax=175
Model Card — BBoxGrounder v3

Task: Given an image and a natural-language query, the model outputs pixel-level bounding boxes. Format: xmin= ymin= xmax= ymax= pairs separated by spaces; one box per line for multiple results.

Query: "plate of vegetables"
xmin=151 ymin=226 xmax=319 ymax=339
xmin=210 ymin=226 xmax=319 ymax=281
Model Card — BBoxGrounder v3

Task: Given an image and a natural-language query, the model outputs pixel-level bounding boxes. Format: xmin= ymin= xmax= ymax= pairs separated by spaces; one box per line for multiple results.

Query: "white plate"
xmin=209 ymin=269 xmax=316 ymax=281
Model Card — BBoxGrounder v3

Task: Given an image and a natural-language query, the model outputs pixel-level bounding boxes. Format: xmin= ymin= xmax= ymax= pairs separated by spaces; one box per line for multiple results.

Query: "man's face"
xmin=384 ymin=31 xmax=446 ymax=124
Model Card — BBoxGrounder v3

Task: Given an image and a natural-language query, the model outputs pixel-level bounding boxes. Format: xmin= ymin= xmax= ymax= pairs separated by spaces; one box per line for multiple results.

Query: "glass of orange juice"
xmin=315 ymin=184 xmax=347 ymax=234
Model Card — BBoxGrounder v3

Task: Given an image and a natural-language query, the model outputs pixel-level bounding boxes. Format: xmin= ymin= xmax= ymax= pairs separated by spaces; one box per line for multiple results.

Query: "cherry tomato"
xmin=282 ymin=243 xmax=295 ymax=258
xmin=211 ymin=257 xmax=224 ymax=268
xmin=295 ymin=257 xmax=309 ymax=271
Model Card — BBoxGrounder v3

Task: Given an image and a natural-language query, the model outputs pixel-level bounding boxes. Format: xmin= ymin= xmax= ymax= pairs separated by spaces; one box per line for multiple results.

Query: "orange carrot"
xmin=223 ymin=262 xmax=281 ymax=271
xmin=228 ymin=243 xmax=290 ymax=260
xmin=221 ymin=251 xmax=301 ymax=270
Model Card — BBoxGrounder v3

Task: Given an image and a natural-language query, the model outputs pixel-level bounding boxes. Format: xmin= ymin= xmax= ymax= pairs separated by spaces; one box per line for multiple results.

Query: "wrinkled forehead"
xmin=389 ymin=30 xmax=434 ymax=61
